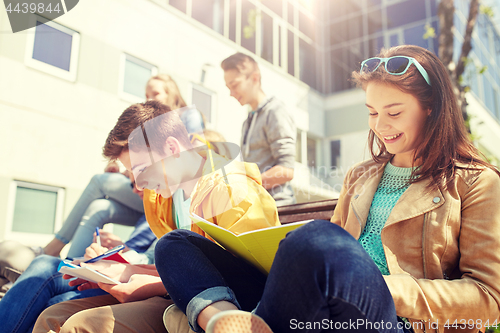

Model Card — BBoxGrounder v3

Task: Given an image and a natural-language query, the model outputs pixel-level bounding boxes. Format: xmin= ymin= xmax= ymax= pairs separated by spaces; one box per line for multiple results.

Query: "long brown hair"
xmin=147 ymin=74 xmax=208 ymax=129
xmin=352 ymin=45 xmax=499 ymax=189
xmin=147 ymin=74 xmax=187 ymax=110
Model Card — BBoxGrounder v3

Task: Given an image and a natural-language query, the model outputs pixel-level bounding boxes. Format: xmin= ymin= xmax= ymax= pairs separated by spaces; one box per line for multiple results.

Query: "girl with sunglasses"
xmin=157 ymin=45 xmax=500 ymax=333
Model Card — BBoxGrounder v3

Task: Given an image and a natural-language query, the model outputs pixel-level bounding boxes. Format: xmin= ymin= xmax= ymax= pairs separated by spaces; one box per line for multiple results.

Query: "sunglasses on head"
xmin=360 ymin=56 xmax=431 ymax=86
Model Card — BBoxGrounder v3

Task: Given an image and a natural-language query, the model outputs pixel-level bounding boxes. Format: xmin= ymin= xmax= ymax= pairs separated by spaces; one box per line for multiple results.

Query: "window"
xmin=367 ymin=36 xmax=385 ymax=57
xmin=331 ymin=49 xmax=351 ymax=92
xmin=432 ymin=20 xmax=439 ymax=55
xmin=367 ymin=8 xmax=383 ymax=35
xmin=299 ymin=10 xmax=315 ymax=40
xmin=119 ymin=54 xmax=158 ymax=102
xmin=347 ymin=15 xmax=363 ymax=41
xmin=169 ymin=0 xmax=187 ymax=13
xmin=24 ymin=16 xmax=80 ymax=82
xmin=330 ymin=45 xmax=362 ymax=93
xmin=229 ymin=0 xmax=237 ymax=42
xmin=386 ymin=0 xmax=427 ymax=29
xmin=6 ymin=181 xmax=65 ymax=243
xmin=192 ymin=0 xmax=224 ymax=34
xmin=307 ymin=137 xmax=317 ymax=168
xmin=278 ymin=25 xmax=282 ymax=67
xmin=287 ymin=2 xmax=295 ymax=25
xmin=296 ymin=130 xmax=302 ymax=162
xmin=390 ymin=33 xmax=400 ymax=47
xmin=367 ymin=0 xmax=382 ymax=7
xmin=241 ymin=0 xmax=256 ymax=53
xmin=493 ymin=87 xmax=500 ymax=120
xmin=483 ymin=75 xmax=496 ymax=117
xmin=192 ymin=84 xmax=215 ymax=124
xmin=262 ymin=0 xmax=282 ymax=17
xmin=299 ymin=38 xmax=316 ymax=89
xmin=261 ymin=11 xmax=274 ymax=63
xmin=330 ymin=140 xmax=341 ymax=168
xmin=403 ymin=24 xmax=428 ymax=48
xmin=330 ymin=20 xmax=348 ymax=45
xmin=288 ymin=30 xmax=295 ymax=76
xmin=329 ymin=1 xmax=362 ymax=18
xmin=465 ymin=61 xmax=480 ymax=98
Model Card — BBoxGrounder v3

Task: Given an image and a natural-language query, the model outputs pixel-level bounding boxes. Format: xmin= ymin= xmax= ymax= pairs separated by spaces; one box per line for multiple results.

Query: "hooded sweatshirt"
xmin=143 ymin=151 xmax=280 ymax=239
xmin=241 ymin=96 xmax=296 ymax=206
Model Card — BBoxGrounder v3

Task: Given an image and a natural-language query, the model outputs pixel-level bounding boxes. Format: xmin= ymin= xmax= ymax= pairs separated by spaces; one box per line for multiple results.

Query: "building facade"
xmin=0 ymin=0 xmax=499 ymax=245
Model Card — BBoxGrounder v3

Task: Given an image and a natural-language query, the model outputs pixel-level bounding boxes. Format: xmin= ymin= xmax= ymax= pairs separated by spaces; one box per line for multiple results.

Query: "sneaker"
xmin=163 ymin=304 xmax=195 ymax=333
xmin=206 ymin=310 xmax=273 ymax=333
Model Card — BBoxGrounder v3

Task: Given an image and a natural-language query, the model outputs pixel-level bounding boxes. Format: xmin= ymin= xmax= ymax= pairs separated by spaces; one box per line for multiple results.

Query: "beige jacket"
xmin=331 ymin=159 xmax=500 ymax=333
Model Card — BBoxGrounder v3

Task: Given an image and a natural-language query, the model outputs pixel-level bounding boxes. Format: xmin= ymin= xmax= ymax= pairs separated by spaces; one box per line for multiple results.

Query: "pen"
xmin=95 ymin=227 xmax=101 ymax=247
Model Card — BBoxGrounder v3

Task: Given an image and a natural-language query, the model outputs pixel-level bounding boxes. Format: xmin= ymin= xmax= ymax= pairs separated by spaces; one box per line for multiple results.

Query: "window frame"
xmin=24 ymin=15 xmax=80 ymax=82
xmin=190 ymin=83 xmax=217 ymax=127
xmin=5 ymin=180 xmax=66 ymax=245
xmin=118 ymin=53 xmax=158 ymax=104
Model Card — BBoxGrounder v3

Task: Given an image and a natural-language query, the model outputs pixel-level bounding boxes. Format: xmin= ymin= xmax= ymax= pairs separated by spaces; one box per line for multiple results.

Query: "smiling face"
xmin=145 ymin=79 xmax=169 ymax=105
xmin=366 ymin=82 xmax=430 ymax=167
xmin=128 ymin=172 xmax=144 ymax=200
xmin=118 ymin=137 xmax=184 ymax=198
xmin=224 ymin=69 xmax=258 ymax=106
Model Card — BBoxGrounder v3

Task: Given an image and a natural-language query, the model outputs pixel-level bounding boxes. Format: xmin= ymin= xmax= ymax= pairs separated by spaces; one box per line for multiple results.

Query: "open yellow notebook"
xmin=190 ymin=213 xmax=310 ymax=274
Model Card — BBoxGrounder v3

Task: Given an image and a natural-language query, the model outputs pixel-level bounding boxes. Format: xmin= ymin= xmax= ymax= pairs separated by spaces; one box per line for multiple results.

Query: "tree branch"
xmin=455 ymin=0 xmax=480 ymax=82
xmin=438 ymin=0 xmax=455 ymax=73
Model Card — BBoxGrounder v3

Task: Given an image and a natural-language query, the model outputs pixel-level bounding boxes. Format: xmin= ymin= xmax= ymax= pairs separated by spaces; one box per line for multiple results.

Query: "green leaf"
xmin=461 ymin=57 xmax=472 ymax=66
xmin=423 ymin=23 xmax=436 ymax=40
xmin=478 ymin=65 xmax=488 ymax=74
xmin=243 ymin=25 xmax=255 ymax=39
xmin=248 ymin=9 xmax=257 ymax=28
xmin=464 ymin=86 xmax=471 ymax=93
xmin=480 ymin=5 xmax=494 ymax=18
xmin=458 ymin=75 xmax=464 ymax=85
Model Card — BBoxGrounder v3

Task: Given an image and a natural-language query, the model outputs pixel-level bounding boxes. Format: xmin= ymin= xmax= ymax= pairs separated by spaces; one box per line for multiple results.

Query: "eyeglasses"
xmin=360 ymin=56 xmax=431 ymax=86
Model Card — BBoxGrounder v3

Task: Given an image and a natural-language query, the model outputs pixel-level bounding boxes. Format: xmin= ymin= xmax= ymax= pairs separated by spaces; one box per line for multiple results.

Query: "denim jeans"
xmin=155 ymin=220 xmax=403 ymax=333
xmin=55 ymin=173 xmax=144 ymax=258
xmin=0 ymin=255 xmax=107 ymax=333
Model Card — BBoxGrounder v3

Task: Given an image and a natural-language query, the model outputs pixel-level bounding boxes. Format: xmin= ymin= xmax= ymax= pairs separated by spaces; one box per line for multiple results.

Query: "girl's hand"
xmin=81 ymin=261 xmax=135 ymax=283
xmin=104 ymin=161 xmax=120 ymax=173
xmin=98 ymin=274 xmax=166 ymax=303
xmin=92 ymin=230 xmax=125 ymax=250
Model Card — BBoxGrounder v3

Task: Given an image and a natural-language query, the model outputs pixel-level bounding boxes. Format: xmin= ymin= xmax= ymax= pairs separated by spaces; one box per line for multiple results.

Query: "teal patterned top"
xmin=358 ymin=161 xmax=414 ymax=275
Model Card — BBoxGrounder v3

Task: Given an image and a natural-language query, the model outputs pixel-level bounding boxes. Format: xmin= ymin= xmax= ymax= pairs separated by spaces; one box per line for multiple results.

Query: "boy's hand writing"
xmin=84 ymin=243 xmax=108 ymax=260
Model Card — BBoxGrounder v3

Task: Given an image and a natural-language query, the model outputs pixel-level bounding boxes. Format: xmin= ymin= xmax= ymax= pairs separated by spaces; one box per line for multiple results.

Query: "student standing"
xmin=222 ymin=53 xmax=296 ymax=206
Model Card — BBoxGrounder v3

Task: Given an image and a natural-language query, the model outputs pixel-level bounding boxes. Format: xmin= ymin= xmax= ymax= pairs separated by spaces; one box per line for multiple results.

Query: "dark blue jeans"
xmin=0 ymin=255 xmax=107 ymax=333
xmin=155 ymin=220 xmax=403 ymax=333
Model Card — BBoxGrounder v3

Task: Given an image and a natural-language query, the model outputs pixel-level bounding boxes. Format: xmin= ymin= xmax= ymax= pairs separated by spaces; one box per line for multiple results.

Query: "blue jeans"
xmin=55 ymin=173 xmax=144 ymax=258
xmin=0 ymin=255 xmax=107 ymax=333
xmin=155 ymin=220 xmax=403 ymax=333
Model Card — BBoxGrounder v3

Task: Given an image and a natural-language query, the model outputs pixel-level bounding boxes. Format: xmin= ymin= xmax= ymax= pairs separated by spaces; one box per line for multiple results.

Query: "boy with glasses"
xmin=33 ymin=100 xmax=279 ymax=333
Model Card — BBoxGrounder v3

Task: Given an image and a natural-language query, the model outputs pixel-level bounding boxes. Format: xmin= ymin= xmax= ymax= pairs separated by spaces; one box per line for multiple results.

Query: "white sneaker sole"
xmin=206 ymin=310 xmax=273 ymax=333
